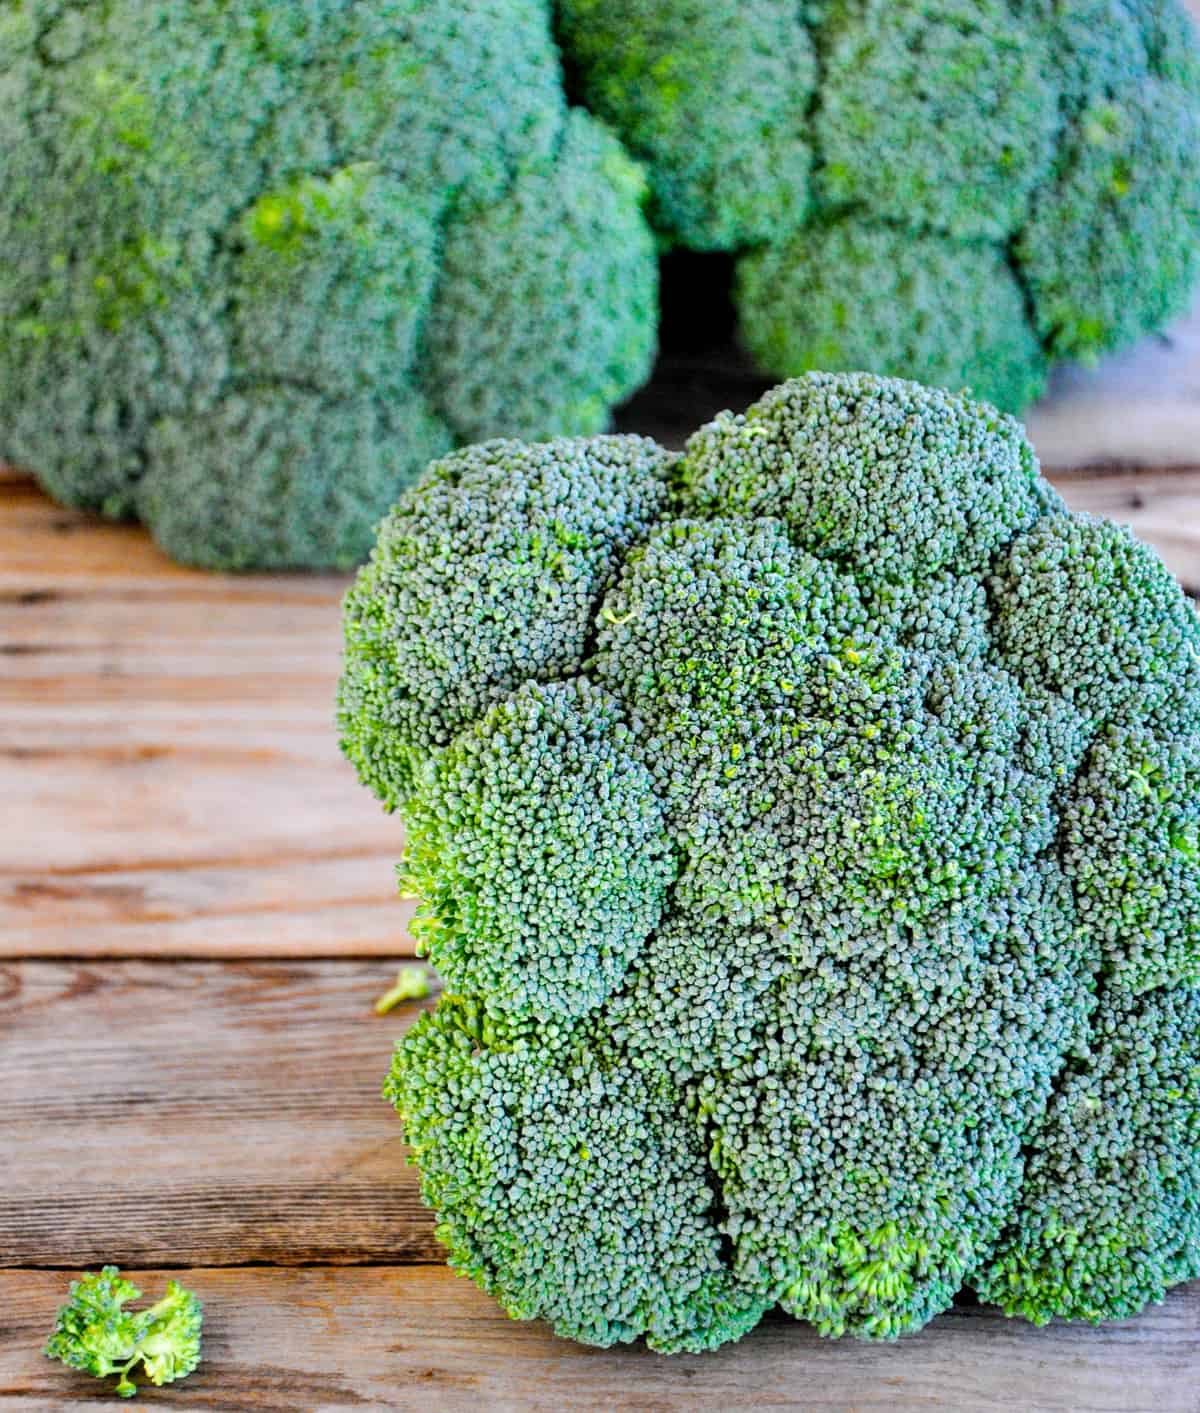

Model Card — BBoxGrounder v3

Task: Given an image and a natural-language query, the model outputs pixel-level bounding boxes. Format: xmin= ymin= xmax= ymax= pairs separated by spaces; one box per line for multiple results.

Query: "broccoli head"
xmin=558 ymin=0 xmax=1200 ymax=411
xmin=341 ymin=371 xmax=1200 ymax=1350
xmin=0 ymin=0 xmax=657 ymax=568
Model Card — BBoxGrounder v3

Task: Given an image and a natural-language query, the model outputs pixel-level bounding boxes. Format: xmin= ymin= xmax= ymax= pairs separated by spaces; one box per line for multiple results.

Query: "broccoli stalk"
xmin=374 ymin=964 xmax=433 ymax=1015
xmin=45 ymin=1267 xmax=202 ymax=1399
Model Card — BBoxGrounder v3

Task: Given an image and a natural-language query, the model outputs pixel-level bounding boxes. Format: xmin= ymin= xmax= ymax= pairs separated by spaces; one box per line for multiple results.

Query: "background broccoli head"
xmin=341 ymin=370 xmax=1200 ymax=1350
xmin=0 ymin=0 xmax=657 ymax=568
xmin=2 ymin=0 xmax=1198 ymax=568
xmin=560 ymin=0 xmax=1200 ymax=412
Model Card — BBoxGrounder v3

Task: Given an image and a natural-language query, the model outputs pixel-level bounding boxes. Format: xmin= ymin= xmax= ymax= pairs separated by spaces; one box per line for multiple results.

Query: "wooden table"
xmin=4 ymin=340 xmax=1200 ymax=1408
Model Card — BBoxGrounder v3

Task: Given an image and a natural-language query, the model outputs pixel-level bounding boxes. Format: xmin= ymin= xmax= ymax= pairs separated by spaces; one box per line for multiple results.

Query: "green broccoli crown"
xmin=45 ymin=1267 xmax=202 ymax=1399
xmin=555 ymin=0 xmax=817 ymax=250
xmin=341 ymin=371 xmax=1200 ymax=1351
xmin=558 ymin=0 xmax=1200 ymax=410
xmin=0 ymin=0 xmax=658 ymax=568
xmin=736 ymin=218 xmax=1050 ymax=418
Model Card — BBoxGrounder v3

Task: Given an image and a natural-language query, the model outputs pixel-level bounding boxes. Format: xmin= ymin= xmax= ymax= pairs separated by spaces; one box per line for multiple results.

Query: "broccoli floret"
xmin=701 ymin=866 xmax=1092 ymax=1338
xmin=555 ymin=0 xmax=816 ymax=250
xmin=677 ymin=372 xmax=1043 ymax=582
xmin=1015 ymin=76 xmax=1200 ymax=361
xmin=553 ymin=0 xmax=1200 ymax=411
xmin=337 ymin=435 xmax=674 ymax=808
xmin=0 ymin=0 xmax=658 ymax=568
xmin=1034 ymin=0 xmax=1154 ymax=112
xmin=989 ymin=511 xmax=1200 ymax=732
xmin=388 ymin=999 xmax=768 ymax=1351
xmin=233 ymin=167 xmax=442 ymax=402
xmin=45 ymin=1267 xmax=202 ymax=1399
xmin=814 ymin=0 xmax=1059 ymax=241
xmin=974 ymin=983 xmax=1200 ymax=1323
xmin=140 ymin=386 xmax=452 ymax=571
xmin=344 ymin=371 xmax=1200 ymax=1349
xmin=736 ymin=217 xmax=1049 ymax=415
xmin=1062 ymin=728 xmax=1200 ymax=992
xmin=418 ymin=111 xmax=659 ymax=443
xmin=402 ymin=678 xmax=675 ymax=1019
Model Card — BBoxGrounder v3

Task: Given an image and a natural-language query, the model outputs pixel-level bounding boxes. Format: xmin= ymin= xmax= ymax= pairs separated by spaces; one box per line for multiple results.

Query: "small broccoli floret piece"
xmin=990 ymin=512 xmax=1200 ymax=733
xmin=814 ymin=0 xmax=1059 ymax=241
xmin=45 ymin=1267 xmax=202 ymax=1399
xmin=402 ymin=678 xmax=675 ymax=1019
xmin=736 ymin=217 xmax=1048 ymax=415
xmin=344 ymin=371 xmax=1200 ymax=1351
xmin=555 ymin=0 xmax=816 ymax=250
xmin=975 ymin=983 xmax=1200 ymax=1323
xmin=678 ymin=372 xmax=1043 ymax=583
xmin=338 ymin=435 xmax=674 ymax=807
xmin=389 ymin=1000 xmax=768 ymax=1351
xmin=420 ymin=110 xmax=658 ymax=443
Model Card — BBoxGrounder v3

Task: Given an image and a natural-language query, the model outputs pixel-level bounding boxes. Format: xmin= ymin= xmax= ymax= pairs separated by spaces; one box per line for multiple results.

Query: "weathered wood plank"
xmin=0 ymin=493 xmax=412 ymax=956
xmin=4 ymin=857 xmax=415 ymax=958
xmin=0 ymin=476 xmax=334 ymax=593
xmin=0 ymin=961 xmax=438 ymax=1267
xmin=1 ymin=1267 xmax=1198 ymax=1412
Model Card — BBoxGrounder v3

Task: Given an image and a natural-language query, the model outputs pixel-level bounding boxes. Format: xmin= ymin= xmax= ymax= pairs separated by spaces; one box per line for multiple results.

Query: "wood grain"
xmin=0 ymin=960 xmax=438 ymax=1268
xmin=0 ymin=480 xmax=415 ymax=957
xmin=2 ymin=1267 xmax=1198 ymax=1412
xmin=4 ymin=465 xmax=1199 ymax=959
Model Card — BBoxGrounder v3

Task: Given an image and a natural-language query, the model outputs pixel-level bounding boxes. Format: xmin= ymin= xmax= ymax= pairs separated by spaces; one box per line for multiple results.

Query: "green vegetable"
xmin=340 ymin=370 xmax=1200 ymax=1350
xmin=3 ymin=0 xmax=1196 ymax=567
xmin=45 ymin=1267 xmax=202 ymax=1398
xmin=558 ymin=0 xmax=1200 ymax=410
xmin=0 ymin=0 xmax=656 ymax=569
xmin=375 ymin=964 xmax=434 ymax=1015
